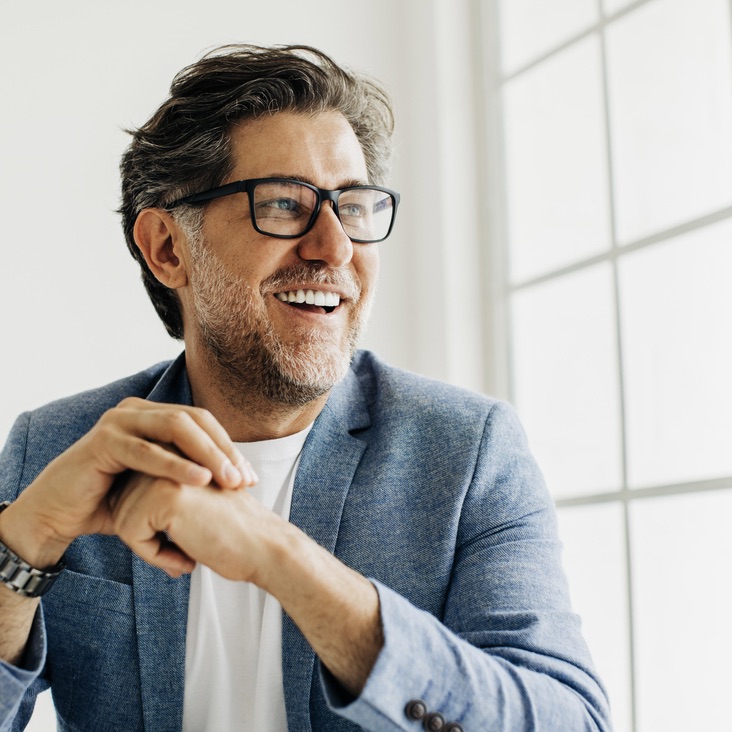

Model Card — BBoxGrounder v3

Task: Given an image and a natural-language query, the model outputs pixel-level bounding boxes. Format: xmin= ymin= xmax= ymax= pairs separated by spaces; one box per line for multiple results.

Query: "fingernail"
xmin=239 ymin=459 xmax=258 ymax=484
xmin=222 ymin=459 xmax=242 ymax=485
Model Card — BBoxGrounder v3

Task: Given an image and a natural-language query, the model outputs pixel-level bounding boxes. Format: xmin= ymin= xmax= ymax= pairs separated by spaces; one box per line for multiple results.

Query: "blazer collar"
xmin=131 ymin=353 xmax=193 ymax=731
xmin=131 ymin=353 xmax=371 ymax=731
xmin=282 ymin=365 xmax=371 ymax=730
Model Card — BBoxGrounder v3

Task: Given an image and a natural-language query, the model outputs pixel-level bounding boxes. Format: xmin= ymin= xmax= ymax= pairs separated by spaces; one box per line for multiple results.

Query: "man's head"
xmin=120 ymin=44 xmax=395 ymax=340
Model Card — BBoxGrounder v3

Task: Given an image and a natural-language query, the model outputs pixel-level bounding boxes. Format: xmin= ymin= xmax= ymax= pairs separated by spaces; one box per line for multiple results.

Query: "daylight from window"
xmin=489 ymin=0 xmax=732 ymax=730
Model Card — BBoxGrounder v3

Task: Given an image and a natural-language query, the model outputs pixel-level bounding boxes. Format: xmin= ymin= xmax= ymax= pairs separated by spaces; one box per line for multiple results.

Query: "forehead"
xmin=228 ymin=111 xmax=369 ymax=187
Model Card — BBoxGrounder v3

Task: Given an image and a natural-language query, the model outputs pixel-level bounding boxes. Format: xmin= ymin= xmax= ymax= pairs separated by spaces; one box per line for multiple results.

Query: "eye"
xmin=256 ymin=198 xmax=302 ymax=218
xmin=340 ymin=203 xmax=367 ymax=219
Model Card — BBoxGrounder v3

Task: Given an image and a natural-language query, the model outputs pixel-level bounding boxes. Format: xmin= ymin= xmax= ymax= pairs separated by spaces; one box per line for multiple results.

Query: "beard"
xmin=187 ymin=240 xmax=373 ymax=409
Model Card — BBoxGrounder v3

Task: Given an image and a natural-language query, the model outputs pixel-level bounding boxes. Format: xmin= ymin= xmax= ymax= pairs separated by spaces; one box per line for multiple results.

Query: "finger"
xmin=131 ymin=534 xmax=195 ymax=578
xmin=177 ymin=407 xmax=258 ymax=488
xmin=136 ymin=403 xmax=257 ymax=487
xmin=108 ymin=403 xmax=257 ymax=488
xmin=111 ymin=475 xmax=195 ymax=576
xmin=104 ymin=435 xmax=214 ymax=487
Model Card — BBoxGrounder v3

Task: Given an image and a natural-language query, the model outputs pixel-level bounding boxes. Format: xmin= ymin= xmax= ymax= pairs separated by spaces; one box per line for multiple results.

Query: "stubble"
xmin=188 ymin=239 xmax=372 ymax=409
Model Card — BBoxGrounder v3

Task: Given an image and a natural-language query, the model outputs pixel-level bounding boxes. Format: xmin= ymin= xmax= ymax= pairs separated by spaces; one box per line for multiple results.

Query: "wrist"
xmin=0 ymin=498 xmax=70 ymax=569
xmin=248 ymin=517 xmax=306 ymax=594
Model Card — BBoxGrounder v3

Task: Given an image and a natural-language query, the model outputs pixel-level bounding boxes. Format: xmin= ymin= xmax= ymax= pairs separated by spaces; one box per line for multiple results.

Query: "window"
xmin=481 ymin=0 xmax=732 ymax=729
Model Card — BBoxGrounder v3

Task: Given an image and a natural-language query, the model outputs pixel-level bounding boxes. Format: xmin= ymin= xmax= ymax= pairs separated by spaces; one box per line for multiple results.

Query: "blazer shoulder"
xmin=22 ymin=360 xmax=174 ymax=461
xmin=352 ymin=351 xmax=500 ymax=416
xmin=349 ymin=350 xmax=503 ymax=430
xmin=1 ymin=360 xmax=176 ymax=499
xmin=29 ymin=360 xmax=174 ymax=427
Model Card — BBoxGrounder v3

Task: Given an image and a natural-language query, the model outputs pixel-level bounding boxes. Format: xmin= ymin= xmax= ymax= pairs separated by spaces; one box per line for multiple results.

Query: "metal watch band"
xmin=0 ymin=501 xmax=66 ymax=598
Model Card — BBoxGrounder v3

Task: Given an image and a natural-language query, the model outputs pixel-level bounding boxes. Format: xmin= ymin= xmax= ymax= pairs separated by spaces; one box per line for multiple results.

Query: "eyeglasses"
xmin=169 ymin=177 xmax=400 ymax=243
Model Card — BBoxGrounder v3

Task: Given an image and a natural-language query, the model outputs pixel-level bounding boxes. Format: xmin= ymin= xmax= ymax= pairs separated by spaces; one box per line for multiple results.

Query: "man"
xmin=0 ymin=45 xmax=610 ymax=731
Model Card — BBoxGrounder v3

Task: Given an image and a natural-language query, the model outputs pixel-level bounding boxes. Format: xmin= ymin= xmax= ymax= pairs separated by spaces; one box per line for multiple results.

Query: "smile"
xmin=275 ymin=289 xmax=341 ymax=314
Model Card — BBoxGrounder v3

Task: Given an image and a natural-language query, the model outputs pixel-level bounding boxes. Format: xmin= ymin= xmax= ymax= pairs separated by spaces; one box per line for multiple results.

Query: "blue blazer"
xmin=0 ymin=351 xmax=610 ymax=731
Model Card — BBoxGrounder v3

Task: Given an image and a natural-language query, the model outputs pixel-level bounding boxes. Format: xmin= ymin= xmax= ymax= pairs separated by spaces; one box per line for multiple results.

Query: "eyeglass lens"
xmin=251 ymin=181 xmax=394 ymax=242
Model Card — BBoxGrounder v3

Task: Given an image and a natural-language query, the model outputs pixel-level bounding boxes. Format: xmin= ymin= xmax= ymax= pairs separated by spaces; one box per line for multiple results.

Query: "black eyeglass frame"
xmin=168 ymin=177 xmax=400 ymax=244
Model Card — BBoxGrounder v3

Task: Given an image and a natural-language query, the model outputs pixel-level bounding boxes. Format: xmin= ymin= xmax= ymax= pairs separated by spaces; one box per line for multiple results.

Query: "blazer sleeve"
xmin=0 ymin=413 xmax=51 ymax=732
xmin=320 ymin=401 xmax=612 ymax=731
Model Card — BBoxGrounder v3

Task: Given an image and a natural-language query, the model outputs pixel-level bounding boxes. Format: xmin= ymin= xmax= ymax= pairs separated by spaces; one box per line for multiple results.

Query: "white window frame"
xmin=475 ymin=1 xmax=732 ymax=729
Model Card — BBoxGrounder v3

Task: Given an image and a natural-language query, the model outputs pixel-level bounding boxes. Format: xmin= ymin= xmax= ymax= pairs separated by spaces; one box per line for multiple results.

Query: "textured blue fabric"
xmin=0 ymin=351 xmax=611 ymax=731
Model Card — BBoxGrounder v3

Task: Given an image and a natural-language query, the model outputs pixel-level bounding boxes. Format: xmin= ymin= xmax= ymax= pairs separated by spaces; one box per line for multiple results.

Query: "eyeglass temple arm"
xmin=171 ymin=180 xmax=245 ymax=207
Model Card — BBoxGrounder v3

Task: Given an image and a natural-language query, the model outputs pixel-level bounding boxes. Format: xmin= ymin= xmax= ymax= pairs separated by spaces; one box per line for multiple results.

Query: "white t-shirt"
xmin=182 ymin=425 xmax=312 ymax=732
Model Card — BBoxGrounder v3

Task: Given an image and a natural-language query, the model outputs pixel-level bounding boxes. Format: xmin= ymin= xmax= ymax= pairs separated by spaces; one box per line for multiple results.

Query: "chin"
xmin=263 ymin=339 xmax=354 ymax=403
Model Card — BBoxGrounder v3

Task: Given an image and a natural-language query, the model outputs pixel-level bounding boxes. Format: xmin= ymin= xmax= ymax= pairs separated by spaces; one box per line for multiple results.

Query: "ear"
xmin=133 ymin=209 xmax=190 ymax=289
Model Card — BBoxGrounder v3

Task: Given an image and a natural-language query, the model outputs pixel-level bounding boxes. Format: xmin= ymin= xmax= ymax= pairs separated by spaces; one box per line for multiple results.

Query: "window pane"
xmin=511 ymin=264 xmax=622 ymax=498
xmin=503 ymin=37 xmax=611 ymax=282
xmin=602 ymin=0 xmax=636 ymax=15
xmin=498 ymin=0 xmax=597 ymax=74
xmin=619 ymin=220 xmax=732 ymax=488
xmin=606 ymin=0 xmax=732 ymax=244
xmin=556 ymin=503 xmax=631 ymax=732
xmin=630 ymin=489 xmax=732 ymax=732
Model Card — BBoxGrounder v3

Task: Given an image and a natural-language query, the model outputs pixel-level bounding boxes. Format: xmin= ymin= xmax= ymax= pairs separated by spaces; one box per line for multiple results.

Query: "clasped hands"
xmin=4 ymin=397 xmax=383 ymax=695
xmin=11 ymin=398 xmax=288 ymax=586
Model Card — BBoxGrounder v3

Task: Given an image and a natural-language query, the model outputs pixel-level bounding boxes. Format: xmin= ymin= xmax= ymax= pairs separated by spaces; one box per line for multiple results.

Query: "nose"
xmin=296 ymin=202 xmax=354 ymax=268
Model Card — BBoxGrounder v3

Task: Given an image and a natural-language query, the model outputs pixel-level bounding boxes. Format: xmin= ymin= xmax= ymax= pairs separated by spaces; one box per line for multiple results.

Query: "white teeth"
xmin=275 ymin=289 xmax=341 ymax=307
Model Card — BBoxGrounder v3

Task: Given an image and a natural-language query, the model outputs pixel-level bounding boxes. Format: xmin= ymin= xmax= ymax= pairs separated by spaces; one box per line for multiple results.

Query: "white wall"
xmin=1 ymin=4 xmax=481 ymax=725
xmin=0 ymin=0 xmax=484 ymax=446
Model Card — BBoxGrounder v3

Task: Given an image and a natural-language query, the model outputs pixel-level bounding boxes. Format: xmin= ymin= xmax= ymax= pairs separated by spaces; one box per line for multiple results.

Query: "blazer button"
xmin=423 ymin=711 xmax=446 ymax=731
xmin=444 ymin=724 xmax=464 ymax=732
xmin=405 ymin=699 xmax=428 ymax=720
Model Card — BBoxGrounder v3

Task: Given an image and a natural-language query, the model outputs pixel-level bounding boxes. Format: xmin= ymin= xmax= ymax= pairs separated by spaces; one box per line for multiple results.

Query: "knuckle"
xmin=192 ymin=406 xmax=217 ymax=430
xmin=165 ymin=410 xmax=192 ymax=436
xmin=97 ymin=408 xmax=117 ymax=427
xmin=132 ymin=438 xmax=155 ymax=460
xmin=192 ymin=405 xmax=212 ymax=419
xmin=162 ymin=452 xmax=187 ymax=476
xmin=93 ymin=422 xmax=117 ymax=443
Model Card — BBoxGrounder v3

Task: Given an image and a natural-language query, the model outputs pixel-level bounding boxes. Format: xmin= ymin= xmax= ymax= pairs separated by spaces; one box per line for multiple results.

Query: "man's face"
xmin=180 ymin=111 xmax=379 ymax=407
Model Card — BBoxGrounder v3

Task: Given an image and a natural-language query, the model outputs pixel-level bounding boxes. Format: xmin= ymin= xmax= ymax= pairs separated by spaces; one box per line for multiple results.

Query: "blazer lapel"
xmin=132 ymin=560 xmax=191 ymax=732
xmin=132 ymin=354 xmax=193 ymax=731
xmin=128 ymin=354 xmax=371 ymax=730
xmin=282 ymin=368 xmax=371 ymax=731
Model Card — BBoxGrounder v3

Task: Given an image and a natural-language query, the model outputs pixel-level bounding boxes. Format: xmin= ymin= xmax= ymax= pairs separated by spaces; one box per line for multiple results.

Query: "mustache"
xmin=262 ymin=264 xmax=361 ymax=301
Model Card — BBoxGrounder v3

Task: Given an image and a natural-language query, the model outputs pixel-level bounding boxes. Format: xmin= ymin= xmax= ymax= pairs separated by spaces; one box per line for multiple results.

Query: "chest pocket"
xmin=42 ymin=571 xmax=145 ymax=731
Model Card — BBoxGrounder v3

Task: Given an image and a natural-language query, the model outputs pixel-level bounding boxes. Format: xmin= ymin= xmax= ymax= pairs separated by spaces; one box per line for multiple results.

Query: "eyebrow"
xmin=265 ymin=173 xmax=370 ymax=189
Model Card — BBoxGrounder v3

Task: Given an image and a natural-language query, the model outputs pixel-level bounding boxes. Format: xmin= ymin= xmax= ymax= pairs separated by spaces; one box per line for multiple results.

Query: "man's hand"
xmin=2 ymin=398 xmax=256 ymax=570
xmin=109 ymin=471 xmax=283 ymax=580
xmin=109 ymin=469 xmax=384 ymax=696
xmin=2 ymin=397 xmax=382 ymax=694
xmin=0 ymin=397 xmax=255 ymax=666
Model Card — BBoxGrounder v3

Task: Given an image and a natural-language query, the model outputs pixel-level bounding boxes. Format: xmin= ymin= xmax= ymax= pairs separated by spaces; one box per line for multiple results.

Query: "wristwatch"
xmin=0 ymin=501 xmax=66 ymax=597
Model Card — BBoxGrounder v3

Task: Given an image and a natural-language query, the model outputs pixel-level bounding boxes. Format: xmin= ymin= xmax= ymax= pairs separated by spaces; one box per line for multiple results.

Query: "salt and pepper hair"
xmin=119 ymin=44 xmax=395 ymax=339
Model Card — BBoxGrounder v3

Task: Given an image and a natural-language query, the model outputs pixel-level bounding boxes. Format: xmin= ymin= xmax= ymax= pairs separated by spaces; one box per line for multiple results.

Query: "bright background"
xmin=1 ymin=2 xmax=730 ymax=731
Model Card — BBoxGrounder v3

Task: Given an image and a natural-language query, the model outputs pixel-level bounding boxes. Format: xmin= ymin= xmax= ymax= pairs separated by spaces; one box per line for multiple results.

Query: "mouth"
xmin=274 ymin=288 xmax=342 ymax=315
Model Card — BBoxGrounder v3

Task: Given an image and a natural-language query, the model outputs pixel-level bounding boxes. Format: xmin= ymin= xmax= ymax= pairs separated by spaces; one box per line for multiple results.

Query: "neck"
xmin=184 ymin=347 xmax=330 ymax=443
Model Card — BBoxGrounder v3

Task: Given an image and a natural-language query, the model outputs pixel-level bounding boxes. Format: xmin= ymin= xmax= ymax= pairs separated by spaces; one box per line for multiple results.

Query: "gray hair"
xmin=119 ymin=44 xmax=395 ymax=339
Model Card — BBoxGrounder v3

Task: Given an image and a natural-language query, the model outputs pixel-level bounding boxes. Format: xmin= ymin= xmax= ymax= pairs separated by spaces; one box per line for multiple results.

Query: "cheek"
xmin=355 ymin=248 xmax=380 ymax=293
xmin=219 ymin=258 xmax=271 ymax=298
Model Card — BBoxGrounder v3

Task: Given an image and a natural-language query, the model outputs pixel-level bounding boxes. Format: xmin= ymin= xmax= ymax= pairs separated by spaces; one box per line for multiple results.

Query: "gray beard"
xmin=189 ymin=244 xmax=370 ymax=409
